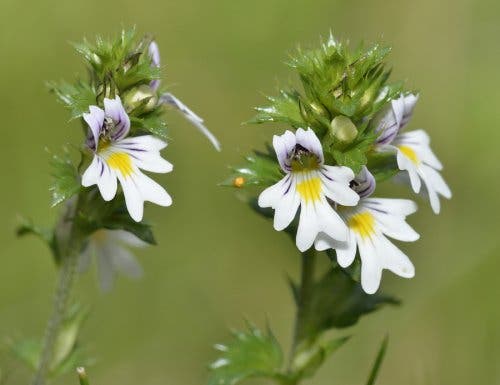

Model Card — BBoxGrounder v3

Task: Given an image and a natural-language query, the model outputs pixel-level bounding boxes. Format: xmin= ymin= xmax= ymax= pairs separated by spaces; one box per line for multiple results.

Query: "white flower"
xmin=392 ymin=130 xmax=452 ymax=214
xmin=78 ymin=229 xmax=147 ymax=292
xmin=81 ymin=96 xmax=173 ymax=222
xmin=375 ymin=94 xmax=451 ymax=214
xmin=315 ymin=197 xmax=419 ymax=294
xmin=147 ymin=41 xmax=221 ymax=151
xmin=258 ymin=128 xmax=360 ymax=252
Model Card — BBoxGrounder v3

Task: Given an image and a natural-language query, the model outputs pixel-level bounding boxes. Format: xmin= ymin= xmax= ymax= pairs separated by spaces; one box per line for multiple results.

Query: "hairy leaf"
xmin=208 ymin=323 xmax=283 ymax=385
xmin=10 ymin=304 xmax=91 ymax=378
xmin=294 ymin=267 xmax=399 ymax=344
xmin=221 ymin=150 xmax=283 ymax=189
xmin=49 ymin=147 xmax=81 ymax=207
xmin=78 ymin=192 xmax=156 ymax=245
xmin=48 ymin=81 xmax=97 ymax=119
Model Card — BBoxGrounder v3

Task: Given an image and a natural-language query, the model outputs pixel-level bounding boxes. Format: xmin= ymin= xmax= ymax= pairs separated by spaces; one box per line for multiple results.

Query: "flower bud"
xmin=123 ymin=85 xmax=158 ymax=113
xmin=330 ymin=115 xmax=358 ymax=143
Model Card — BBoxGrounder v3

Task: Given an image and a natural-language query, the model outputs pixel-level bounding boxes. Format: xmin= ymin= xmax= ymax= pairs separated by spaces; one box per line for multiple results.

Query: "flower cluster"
xmin=226 ymin=36 xmax=451 ymax=293
xmin=47 ymin=31 xmax=219 ymax=289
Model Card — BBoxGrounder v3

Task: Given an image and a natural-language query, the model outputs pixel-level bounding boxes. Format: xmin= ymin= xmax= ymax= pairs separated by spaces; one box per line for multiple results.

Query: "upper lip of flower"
xmin=83 ymin=96 xmax=131 ymax=152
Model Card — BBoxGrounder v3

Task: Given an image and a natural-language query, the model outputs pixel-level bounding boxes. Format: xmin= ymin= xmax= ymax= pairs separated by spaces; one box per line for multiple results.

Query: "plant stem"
xmin=288 ymin=249 xmax=317 ymax=374
xmin=32 ymin=196 xmax=83 ymax=385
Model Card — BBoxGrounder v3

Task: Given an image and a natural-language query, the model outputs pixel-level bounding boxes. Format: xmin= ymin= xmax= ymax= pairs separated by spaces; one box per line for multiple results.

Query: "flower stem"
xmin=32 ymin=196 xmax=84 ymax=385
xmin=288 ymin=249 xmax=317 ymax=374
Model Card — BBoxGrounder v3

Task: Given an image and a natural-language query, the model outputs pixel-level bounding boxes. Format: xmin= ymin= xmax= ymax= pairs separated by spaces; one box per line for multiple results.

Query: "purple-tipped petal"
xmin=104 ymin=96 xmax=130 ymax=141
xmin=148 ymin=41 xmax=160 ymax=67
xmin=148 ymin=41 xmax=161 ymax=91
xmin=272 ymin=130 xmax=296 ymax=172
xmin=400 ymin=93 xmax=419 ymax=128
xmin=352 ymin=166 xmax=376 ymax=198
xmin=83 ymin=105 xmax=105 ymax=151
xmin=375 ymin=96 xmax=404 ymax=145
xmin=160 ymin=92 xmax=221 ymax=151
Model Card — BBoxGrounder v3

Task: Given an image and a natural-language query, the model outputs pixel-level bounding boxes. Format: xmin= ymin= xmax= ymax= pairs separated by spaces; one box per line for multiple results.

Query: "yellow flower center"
xmin=296 ymin=175 xmax=322 ymax=203
xmin=348 ymin=211 xmax=376 ymax=239
xmin=106 ymin=152 xmax=133 ymax=176
xmin=398 ymin=145 xmax=420 ymax=164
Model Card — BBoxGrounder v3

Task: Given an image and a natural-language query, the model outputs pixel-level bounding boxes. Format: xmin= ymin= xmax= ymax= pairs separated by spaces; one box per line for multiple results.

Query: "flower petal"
xmin=110 ymin=246 xmax=144 ymax=279
xmin=83 ymin=106 xmax=105 ymax=151
xmin=357 ymin=237 xmax=382 ymax=294
xmin=258 ymin=176 xmax=290 ymax=209
xmin=322 ymin=179 xmax=359 ymax=207
xmin=82 ymin=156 xmax=101 ymax=187
xmin=96 ymin=161 xmax=118 ymax=201
xmin=117 ymin=173 xmax=144 ymax=222
xmin=351 ymin=166 xmax=376 ymax=198
xmin=148 ymin=41 xmax=161 ymax=67
xmin=272 ymin=130 xmax=296 ymax=171
xmin=160 ymin=93 xmax=221 ymax=151
xmin=295 ymin=128 xmax=324 ymax=164
xmin=136 ymin=172 xmax=172 ymax=207
xmin=273 ymin=179 xmax=300 ymax=231
xmin=96 ymin=243 xmax=115 ymax=292
xmin=104 ymin=96 xmax=130 ymax=141
xmin=110 ymin=229 xmax=149 ymax=248
xmin=375 ymin=235 xmax=415 ymax=278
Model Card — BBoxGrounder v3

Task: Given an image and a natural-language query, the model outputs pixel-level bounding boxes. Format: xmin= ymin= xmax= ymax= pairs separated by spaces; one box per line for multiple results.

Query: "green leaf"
xmin=294 ymin=267 xmax=399 ymax=344
xmin=78 ymin=192 xmax=156 ymax=245
xmin=220 ymin=150 xmax=283 ymax=189
xmin=48 ymin=81 xmax=97 ymax=119
xmin=51 ymin=304 xmax=89 ymax=371
xmin=72 ymin=30 xmax=160 ymax=93
xmin=49 ymin=147 xmax=81 ymax=207
xmin=366 ymin=151 xmax=399 ymax=183
xmin=330 ymin=131 xmax=377 ymax=174
xmin=366 ymin=336 xmax=389 ymax=385
xmin=291 ymin=336 xmax=350 ymax=379
xmin=208 ymin=323 xmax=283 ymax=385
xmin=10 ymin=304 xmax=91 ymax=378
xmin=250 ymin=90 xmax=306 ymax=127
xmin=10 ymin=339 xmax=40 ymax=371
xmin=16 ymin=217 xmax=57 ymax=262
xmin=130 ymin=112 xmax=168 ymax=139
xmin=16 ymin=217 xmax=54 ymax=247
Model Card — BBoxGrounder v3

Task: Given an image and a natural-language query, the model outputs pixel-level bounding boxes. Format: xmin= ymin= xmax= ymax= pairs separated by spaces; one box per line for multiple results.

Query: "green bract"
xmin=228 ymin=34 xmax=408 ymax=186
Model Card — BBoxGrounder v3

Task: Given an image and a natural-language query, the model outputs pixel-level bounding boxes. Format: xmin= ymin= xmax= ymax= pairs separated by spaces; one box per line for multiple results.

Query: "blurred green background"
xmin=1 ymin=0 xmax=499 ymax=384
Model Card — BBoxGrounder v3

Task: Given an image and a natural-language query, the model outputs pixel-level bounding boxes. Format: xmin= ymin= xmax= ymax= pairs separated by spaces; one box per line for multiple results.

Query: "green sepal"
xmin=208 ymin=322 xmax=284 ymax=385
xmin=292 ymin=266 xmax=399 ymax=345
xmin=48 ymin=147 xmax=81 ymax=207
xmin=220 ymin=149 xmax=283 ymax=189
